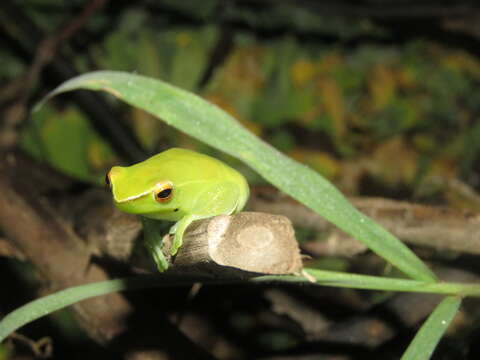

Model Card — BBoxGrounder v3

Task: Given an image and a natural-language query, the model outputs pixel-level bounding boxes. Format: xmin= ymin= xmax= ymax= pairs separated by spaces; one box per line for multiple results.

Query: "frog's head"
xmin=106 ymin=163 xmax=184 ymax=221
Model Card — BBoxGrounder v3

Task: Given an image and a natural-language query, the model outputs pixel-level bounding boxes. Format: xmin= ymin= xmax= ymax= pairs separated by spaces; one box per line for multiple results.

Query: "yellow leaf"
xmin=368 ymin=64 xmax=396 ymax=110
xmin=369 ymin=137 xmax=418 ymax=186
xmin=131 ymin=107 xmax=164 ymax=150
xmin=291 ymin=59 xmax=317 ymax=88
xmin=209 ymin=46 xmax=266 ymax=94
xmin=176 ymin=32 xmax=192 ymax=47
xmin=317 ymin=53 xmax=343 ymax=73
xmin=289 ymin=148 xmax=341 ymax=179
xmin=204 ymin=94 xmax=263 ymax=136
xmin=87 ymin=139 xmax=116 ymax=171
xmin=395 ymin=67 xmax=417 ymax=90
xmin=317 ymin=77 xmax=345 ymax=136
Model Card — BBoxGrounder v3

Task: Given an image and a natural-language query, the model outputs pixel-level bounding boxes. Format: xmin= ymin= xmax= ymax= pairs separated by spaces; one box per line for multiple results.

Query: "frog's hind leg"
xmin=141 ymin=216 xmax=170 ymax=272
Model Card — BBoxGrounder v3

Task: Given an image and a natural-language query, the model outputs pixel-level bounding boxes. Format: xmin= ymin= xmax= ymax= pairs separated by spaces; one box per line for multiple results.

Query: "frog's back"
xmin=159 ymin=148 xmax=249 ymax=212
xmin=147 ymin=148 xmax=237 ymax=182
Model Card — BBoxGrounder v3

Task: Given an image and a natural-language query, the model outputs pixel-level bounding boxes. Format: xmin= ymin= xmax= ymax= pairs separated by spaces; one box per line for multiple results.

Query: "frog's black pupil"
xmin=158 ymin=188 xmax=172 ymax=199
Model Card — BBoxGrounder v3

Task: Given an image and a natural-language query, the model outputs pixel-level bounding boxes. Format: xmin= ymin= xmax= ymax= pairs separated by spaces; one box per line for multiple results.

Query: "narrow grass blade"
xmin=0 ymin=276 xmax=169 ymax=343
xmin=0 ymin=272 xmax=471 ymax=343
xmin=401 ymin=296 xmax=461 ymax=360
xmin=37 ymin=71 xmax=436 ymax=282
xmin=0 ymin=279 xmax=128 ymax=342
xmin=257 ymin=269 xmax=480 ymax=296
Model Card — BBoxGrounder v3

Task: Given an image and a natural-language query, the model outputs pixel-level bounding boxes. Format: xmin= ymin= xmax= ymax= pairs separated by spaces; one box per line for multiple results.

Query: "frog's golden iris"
xmin=153 ymin=183 xmax=173 ymax=203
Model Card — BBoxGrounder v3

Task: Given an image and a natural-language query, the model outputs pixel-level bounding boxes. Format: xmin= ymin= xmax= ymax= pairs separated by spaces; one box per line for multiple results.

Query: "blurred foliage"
xmin=20 ymin=105 xmax=116 ymax=183
xmin=4 ymin=1 xmax=480 ymax=357
xmin=14 ymin=1 xmax=480 ymax=200
xmin=0 ymin=344 xmax=7 ymax=360
xmin=207 ymin=37 xmax=480 ymax=194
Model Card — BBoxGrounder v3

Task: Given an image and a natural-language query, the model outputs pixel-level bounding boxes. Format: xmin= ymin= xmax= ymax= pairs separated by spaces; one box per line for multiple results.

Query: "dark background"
xmin=2 ymin=1 xmax=480 ymax=359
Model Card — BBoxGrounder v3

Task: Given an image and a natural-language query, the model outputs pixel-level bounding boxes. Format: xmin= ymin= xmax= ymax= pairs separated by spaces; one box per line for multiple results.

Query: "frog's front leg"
xmin=170 ymin=215 xmax=199 ymax=256
xmin=168 ymin=221 xmax=178 ymax=235
xmin=141 ymin=216 xmax=169 ymax=272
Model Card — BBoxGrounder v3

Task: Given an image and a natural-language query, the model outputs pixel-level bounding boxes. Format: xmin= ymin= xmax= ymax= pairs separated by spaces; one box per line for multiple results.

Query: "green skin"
xmin=108 ymin=148 xmax=249 ymax=271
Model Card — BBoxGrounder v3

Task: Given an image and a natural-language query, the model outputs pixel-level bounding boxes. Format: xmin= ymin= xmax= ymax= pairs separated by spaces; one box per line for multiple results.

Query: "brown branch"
xmin=264 ymin=266 xmax=476 ymax=350
xmin=0 ymin=236 xmax=25 ymax=259
xmin=249 ymin=187 xmax=480 ymax=257
xmin=165 ymin=212 xmax=303 ymax=276
xmin=77 ymin=184 xmax=480 ymax=270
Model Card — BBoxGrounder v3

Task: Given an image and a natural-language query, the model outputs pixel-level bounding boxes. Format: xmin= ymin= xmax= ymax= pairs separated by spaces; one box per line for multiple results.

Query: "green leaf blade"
xmin=41 ymin=71 xmax=436 ymax=282
xmin=401 ymin=296 xmax=462 ymax=360
xmin=0 ymin=275 xmax=175 ymax=343
xmin=259 ymin=269 xmax=480 ymax=296
xmin=0 ymin=279 xmax=128 ymax=343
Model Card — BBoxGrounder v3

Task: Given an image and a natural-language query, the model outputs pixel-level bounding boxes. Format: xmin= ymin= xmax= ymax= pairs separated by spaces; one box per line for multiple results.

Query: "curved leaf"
xmin=1 ymin=272 xmax=469 ymax=343
xmin=39 ymin=71 xmax=436 ymax=282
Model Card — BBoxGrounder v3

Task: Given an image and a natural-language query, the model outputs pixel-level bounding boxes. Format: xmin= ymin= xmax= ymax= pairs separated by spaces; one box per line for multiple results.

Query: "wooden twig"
xmin=165 ymin=212 xmax=303 ymax=277
xmin=0 ymin=236 xmax=25 ymax=260
xmin=250 ymin=187 xmax=480 ymax=257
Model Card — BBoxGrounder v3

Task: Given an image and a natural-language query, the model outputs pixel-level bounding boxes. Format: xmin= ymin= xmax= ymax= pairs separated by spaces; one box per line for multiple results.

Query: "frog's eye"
xmin=105 ymin=172 xmax=111 ymax=188
xmin=154 ymin=183 xmax=173 ymax=203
